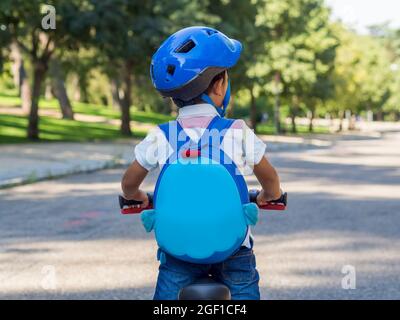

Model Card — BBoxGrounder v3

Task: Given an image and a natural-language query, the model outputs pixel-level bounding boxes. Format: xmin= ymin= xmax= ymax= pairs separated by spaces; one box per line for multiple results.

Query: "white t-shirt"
xmin=134 ymin=103 xmax=267 ymax=248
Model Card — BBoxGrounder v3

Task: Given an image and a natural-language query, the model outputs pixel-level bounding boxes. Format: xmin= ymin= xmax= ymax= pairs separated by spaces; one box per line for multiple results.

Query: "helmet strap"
xmin=200 ymin=80 xmax=231 ymax=117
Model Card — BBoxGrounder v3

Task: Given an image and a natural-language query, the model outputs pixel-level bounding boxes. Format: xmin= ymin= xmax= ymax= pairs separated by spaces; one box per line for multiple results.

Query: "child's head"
xmin=195 ymin=70 xmax=228 ymax=108
xmin=150 ymin=26 xmax=241 ymax=116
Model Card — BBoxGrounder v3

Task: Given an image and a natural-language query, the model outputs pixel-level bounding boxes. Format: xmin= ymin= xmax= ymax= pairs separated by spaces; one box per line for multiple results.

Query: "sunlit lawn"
xmin=54 ymin=100 xmax=174 ymax=124
xmin=0 ymin=114 xmax=147 ymax=144
xmin=0 ymin=93 xmax=173 ymax=124
xmin=0 ymin=93 xmax=329 ymax=143
xmin=0 ymin=93 xmax=168 ymax=143
xmin=257 ymin=123 xmax=329 ymax=135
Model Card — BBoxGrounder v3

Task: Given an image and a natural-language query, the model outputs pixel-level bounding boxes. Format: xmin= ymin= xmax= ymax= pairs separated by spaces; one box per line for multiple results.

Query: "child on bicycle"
xmin=121 ymin=26 xmax=281 ymax=300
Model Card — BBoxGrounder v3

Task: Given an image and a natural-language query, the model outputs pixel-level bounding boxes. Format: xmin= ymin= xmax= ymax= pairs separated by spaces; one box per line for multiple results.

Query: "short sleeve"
xmin=241 ymin=121 xmax=267 ymax=167
xmin=134 ymin=127 xmax=169 ymax=171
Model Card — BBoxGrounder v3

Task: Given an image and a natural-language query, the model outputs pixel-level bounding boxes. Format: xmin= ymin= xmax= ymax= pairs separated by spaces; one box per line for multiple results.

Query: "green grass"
xmin=0 ymin=94 xmax=24 ymax=108
xmin=0 ymin=114 xmax=147 ymax=144
xmin=256 ymin=124 xmax=276 ymax=135
xmin=61 ymin=101 xmax=174 ymax=124
xmin=0 ymin=93 xmax=169 ymax=143
xmin=0 ymin=93 xmax=173 ymax=124
xmin=257 ymin=123 xmax=330 ymax=135
xmin=0 ymin=93 xmax=330 ymax=144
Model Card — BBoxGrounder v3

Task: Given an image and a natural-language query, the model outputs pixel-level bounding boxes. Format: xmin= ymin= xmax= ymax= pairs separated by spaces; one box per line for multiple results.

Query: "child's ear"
xmin=213 ymin=77 xmax=225 ymax=96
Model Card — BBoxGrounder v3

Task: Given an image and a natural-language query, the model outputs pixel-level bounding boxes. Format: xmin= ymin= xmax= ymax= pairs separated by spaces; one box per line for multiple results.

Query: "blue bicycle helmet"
xmin=150 ymin=26 xmax=242 ymax=103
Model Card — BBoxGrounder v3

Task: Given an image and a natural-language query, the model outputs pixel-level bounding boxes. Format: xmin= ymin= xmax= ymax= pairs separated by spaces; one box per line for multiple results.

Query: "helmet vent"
xmin=204 ymin=28 xmax=217 ymax=36
xmin=167 ymin=64 xmax=176 ymax=76
xmin=175 ymin=39 xmax=196 ymax=53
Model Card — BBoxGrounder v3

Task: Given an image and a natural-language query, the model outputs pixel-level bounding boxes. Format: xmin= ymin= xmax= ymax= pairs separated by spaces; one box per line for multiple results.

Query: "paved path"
xmin=0 ymin=136 xmax=332 ymax=188
xmin=0 ymin=141 xmax=135 ymax=188
xmin=0 ymin=130 xmax=399 ymax=299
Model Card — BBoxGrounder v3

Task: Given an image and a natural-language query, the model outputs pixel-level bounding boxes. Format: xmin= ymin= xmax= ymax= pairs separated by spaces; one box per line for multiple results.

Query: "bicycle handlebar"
xmin=119 ymin=190 xmax=287 ymax=215
xmin=249 ymin=190 xmax=287 ymax=210
xmin=119 ymin=193 xmax=154 ymax=214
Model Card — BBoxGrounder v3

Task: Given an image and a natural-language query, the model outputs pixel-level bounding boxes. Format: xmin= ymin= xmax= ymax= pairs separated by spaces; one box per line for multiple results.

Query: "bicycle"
xmin=118 ymin=190 xmax=287 ymax=300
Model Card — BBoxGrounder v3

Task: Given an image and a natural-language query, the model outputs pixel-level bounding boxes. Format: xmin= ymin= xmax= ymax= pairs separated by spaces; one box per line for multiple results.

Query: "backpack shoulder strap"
xmin=197 ymin=116 xmax=235 ymax=149
xmin=212 ymin=117 xmax=235 ymax=143
xmin=158 ymin=120 xmax=192 ymax=155
xmin=206 ymin=117 xmax=249 ymax=203
xmin=157 ymin=121 xmax=172 ymax=142
xmin=209 ymin=117 xmax=235 ymax=131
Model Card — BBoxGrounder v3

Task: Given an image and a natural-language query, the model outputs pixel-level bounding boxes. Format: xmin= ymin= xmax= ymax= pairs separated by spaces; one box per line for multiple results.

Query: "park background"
xmin=0 ymin=0 xmax=399 ymax=143
xmin=1 ymin=0 xmax=400 ymax=300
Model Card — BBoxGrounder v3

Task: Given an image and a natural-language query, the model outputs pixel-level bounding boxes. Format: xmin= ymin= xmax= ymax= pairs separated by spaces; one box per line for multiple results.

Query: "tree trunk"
xmin=308 ymin=107 xmax=315 ymax=132
xmin=53 ymin=79 xmax=74 ymax=119
xmin=376 ymin=110 xmax=384 ymax=121
xmin=110 ymin=77 xmax=121 ymax=110
xmin=338 ymin=110 xmax=344 ymax=132
xmin=20 ymin=70 xmax=31 ymax=114
xmin=50 ymin=59 xmax=74 ymax=120
xmin=10 ymin=42 xmax=31 ymax=113
xmin=78 ymin=75 xmax=89 ymax=103
xmin=249 ymin=86 xmax=257 ymax=131
xmin=290 ymin=114 xmax=296 ymax=133
xmin=120 ymin=97 xmax=132 ymax=136
xmin=27 ymin=61 xmax=46 ymax=140
xmin=10 ymin=42 xmax=22 ymax=94
xmin=290 ymin=95 xmax=299 ymax=134
xmin=119 ymin=61 xmax=133 ymax=136
xmin=273 ymin=72 xmax=282 ymax=134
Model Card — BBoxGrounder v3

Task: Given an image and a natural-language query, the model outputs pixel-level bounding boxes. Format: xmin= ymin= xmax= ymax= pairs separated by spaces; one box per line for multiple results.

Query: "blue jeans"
xmin=153 ymin=244 xmax=260 ymax=300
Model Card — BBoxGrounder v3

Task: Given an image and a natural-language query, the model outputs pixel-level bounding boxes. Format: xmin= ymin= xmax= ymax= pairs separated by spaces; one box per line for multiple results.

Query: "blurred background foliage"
xmin=0 ymin=0 xmax=399 ymax=141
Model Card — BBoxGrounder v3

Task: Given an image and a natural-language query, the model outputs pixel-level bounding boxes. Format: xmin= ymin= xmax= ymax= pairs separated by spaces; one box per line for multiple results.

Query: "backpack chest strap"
xmin=157 ymin=116 xmax=236 ymax=162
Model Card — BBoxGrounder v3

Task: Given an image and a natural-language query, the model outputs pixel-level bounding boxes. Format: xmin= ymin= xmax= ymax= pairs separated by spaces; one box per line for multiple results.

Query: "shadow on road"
xmin=0 ymin=286 xmax=155 ymax=300
xmin=1 ymin=146 xmax=399 ymax=245
xmin=1 ymin=133 xmax=399 ymax=299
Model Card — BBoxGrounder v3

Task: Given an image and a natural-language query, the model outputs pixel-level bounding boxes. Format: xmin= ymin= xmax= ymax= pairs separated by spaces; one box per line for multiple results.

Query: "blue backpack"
xmin=141 ymin=116 xmax=258 ymax=264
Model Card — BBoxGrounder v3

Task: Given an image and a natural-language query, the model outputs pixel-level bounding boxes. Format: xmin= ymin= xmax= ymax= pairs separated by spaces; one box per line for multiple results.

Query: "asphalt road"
xmin=1 ymin=131 xmax=399 ymax=299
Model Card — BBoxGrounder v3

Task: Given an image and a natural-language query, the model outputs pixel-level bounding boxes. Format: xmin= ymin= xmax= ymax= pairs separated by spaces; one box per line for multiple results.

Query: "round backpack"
xmin=140 ymin=116 xmax=258 ymax=264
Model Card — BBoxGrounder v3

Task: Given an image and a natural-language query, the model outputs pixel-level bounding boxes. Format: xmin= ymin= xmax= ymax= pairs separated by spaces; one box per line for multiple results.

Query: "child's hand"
xmin=123 ymin=190 xmax=149 ymax=208
xmin=256 ymin=189 xmax=281 ymax=206
xmin=121 ymin=160 xmax=149 ymax=207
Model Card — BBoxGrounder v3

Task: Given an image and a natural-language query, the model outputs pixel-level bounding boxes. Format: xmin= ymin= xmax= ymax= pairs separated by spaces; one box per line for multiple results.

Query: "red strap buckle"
xmin=182 ymin=149 xmax=201 ymax=158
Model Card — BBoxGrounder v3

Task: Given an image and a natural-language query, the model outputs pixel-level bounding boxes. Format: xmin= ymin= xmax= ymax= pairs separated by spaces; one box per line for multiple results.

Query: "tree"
xmin=0 ymin=23 xmax=12 ymax=74
xmin=2 ymin=25 xmax=31 ymax=113
xmin=49 ymin=58 xmax=74 ymax=119
xmin=62 ymin=48 xmax=99 ymax=104
xmin=9 ymin=41 xmax=31 ymax=113
xmin=303 ymin=22 xmax=338 ymax=132
xmin=369 ymin=25 xmax=400 ymax=120
xmin=205 ymin=0 xmax=263 ymax=129
xmin=255 ymin=0 xmax=336 ymax=133
xmin=86 ymin=0 xmax=213 ymax=136
xmin=328 ymin=25 xmax=393 ymax=127
xmin=0 ymin=1 xmax=87 ymax=139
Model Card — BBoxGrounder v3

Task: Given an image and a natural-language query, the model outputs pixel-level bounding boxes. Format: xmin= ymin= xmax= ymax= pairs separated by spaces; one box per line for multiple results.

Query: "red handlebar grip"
xmin=258 ymin=202 xmax=286 ymax=210
xmin=121 ymin=205 xmax=153 ymax=214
